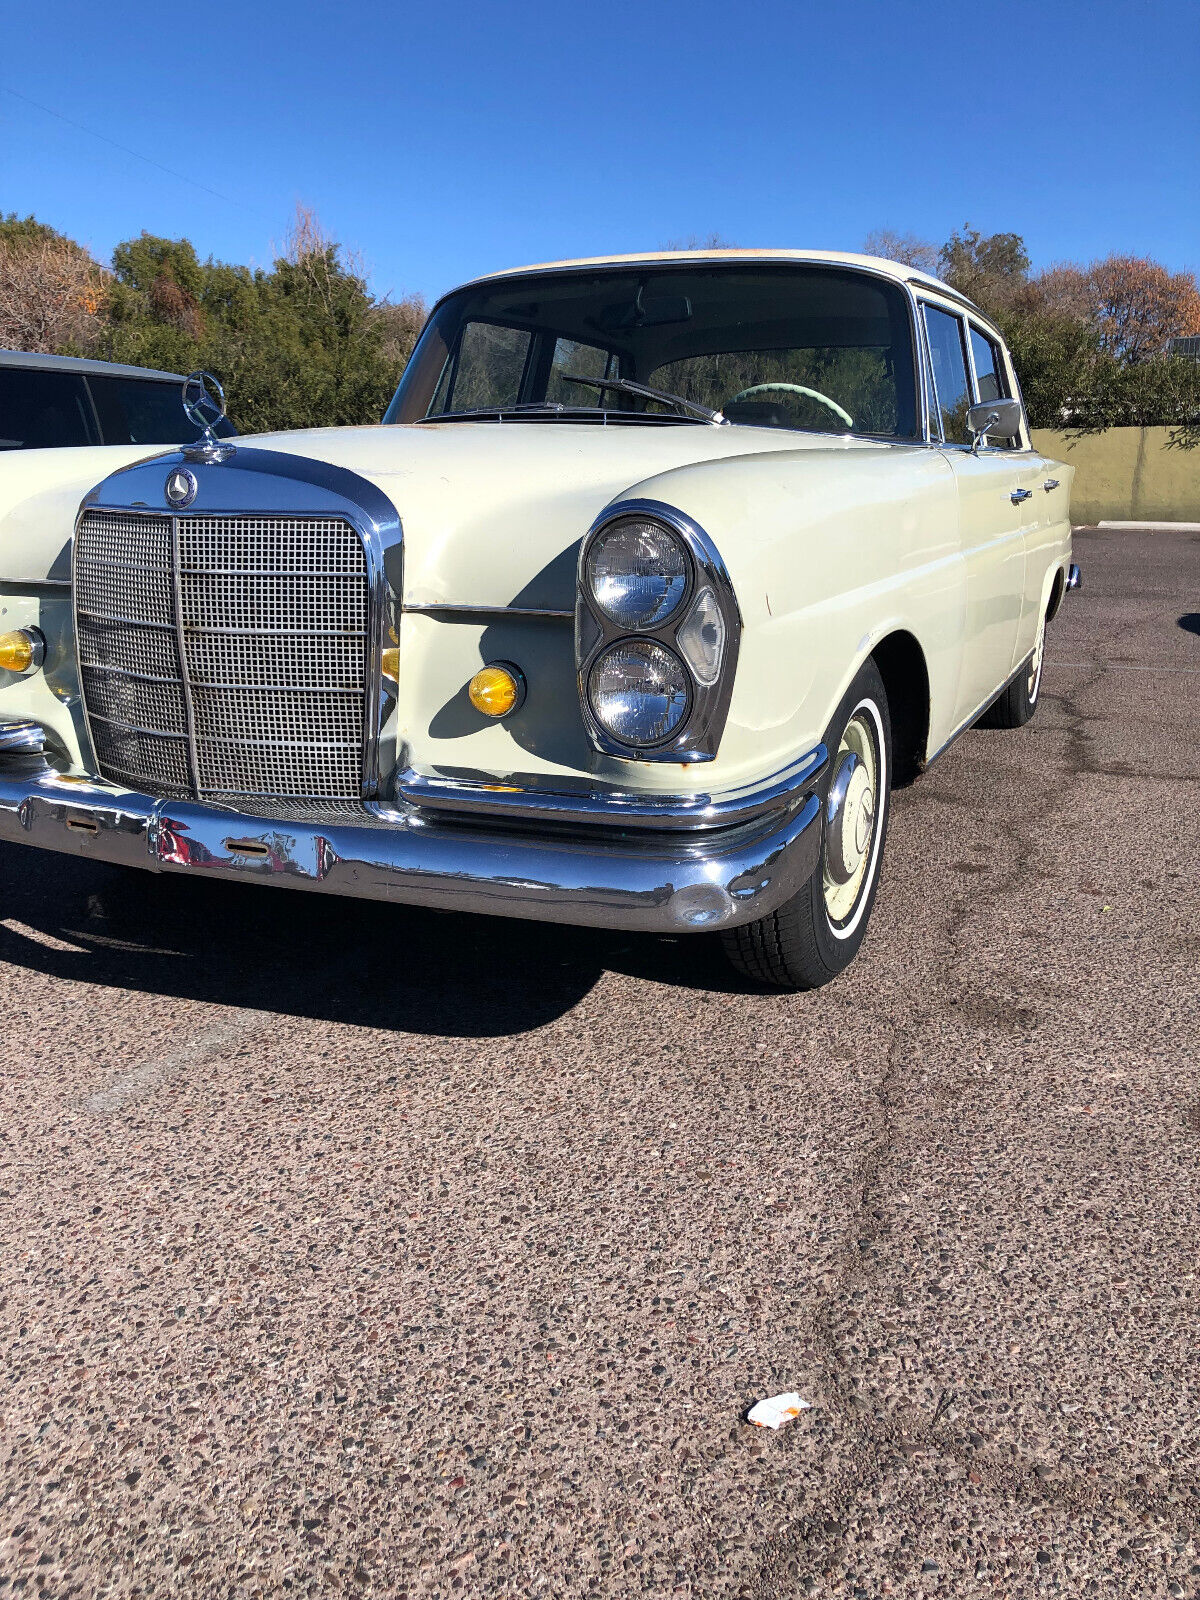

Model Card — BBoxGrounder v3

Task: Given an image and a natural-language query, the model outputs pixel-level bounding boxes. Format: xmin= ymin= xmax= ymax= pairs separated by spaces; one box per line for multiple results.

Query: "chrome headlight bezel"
xmin=575 ymin=499 xmax=741 ymax=762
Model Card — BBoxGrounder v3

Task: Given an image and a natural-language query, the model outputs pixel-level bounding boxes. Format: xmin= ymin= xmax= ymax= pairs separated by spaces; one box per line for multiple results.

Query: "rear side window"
xmin=923 ymin=306 xmax=973 ymax=445
xmin=88 ymin=375 xmax=234 ymax=445
xmin=0 ymin=368 xmax=96 ymax=450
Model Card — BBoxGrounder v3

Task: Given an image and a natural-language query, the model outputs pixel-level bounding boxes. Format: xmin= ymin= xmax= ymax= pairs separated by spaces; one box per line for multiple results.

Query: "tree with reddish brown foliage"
xmin=1032 ymin=255 xmax=1200 ymax=363
xmin=0 ymin=215 xmax=107 ymax=354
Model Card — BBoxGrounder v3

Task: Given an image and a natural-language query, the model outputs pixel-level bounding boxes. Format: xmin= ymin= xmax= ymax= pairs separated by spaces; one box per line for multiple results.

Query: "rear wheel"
xmin=722 ymin=661 xmax=892 ymax=991
xmin=978 ymin=609 xmax=1045 ymax=729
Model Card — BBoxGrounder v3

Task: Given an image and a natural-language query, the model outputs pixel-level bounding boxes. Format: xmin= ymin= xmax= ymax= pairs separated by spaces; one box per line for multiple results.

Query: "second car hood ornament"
xmin=180 ymin=370 xmax=235 ymax=463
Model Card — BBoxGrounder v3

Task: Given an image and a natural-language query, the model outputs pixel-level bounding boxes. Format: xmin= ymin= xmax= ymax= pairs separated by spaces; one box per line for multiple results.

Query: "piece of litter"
xmin=746 ymin=1392 xmax=812 ymax=1429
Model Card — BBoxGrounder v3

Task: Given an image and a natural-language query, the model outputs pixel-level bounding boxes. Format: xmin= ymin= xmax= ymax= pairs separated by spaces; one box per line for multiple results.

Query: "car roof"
xmin=0 ymin=349 xmax=187 ymax=382
xmin=451 ymin=248 xmax=978 ymax=307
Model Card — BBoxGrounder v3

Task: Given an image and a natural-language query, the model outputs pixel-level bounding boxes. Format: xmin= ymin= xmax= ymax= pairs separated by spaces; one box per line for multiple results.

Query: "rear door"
xmin=922 ymin=302 xmax=1024 ymax=725
xmin=966 ymin=323 xmax=1048 ymax=668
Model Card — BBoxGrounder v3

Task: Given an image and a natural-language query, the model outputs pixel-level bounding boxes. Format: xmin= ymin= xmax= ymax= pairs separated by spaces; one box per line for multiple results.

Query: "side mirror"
xmin=967 ymin=398 xmax=1023 ymax=451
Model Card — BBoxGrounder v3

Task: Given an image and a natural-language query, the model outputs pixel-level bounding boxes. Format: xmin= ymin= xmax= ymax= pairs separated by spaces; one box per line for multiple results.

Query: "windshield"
xmin=385 ymin=262 xmax=918 ymax=437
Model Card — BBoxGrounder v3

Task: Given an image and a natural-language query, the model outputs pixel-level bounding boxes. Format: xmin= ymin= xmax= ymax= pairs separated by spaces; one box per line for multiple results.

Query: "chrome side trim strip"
xmin=0 ymin=578 xmax=73 ymax=596
xmin=926 ymin=652 xmax=1035 ymax=765
xmin=403 ymin=602 xmax=573 ymax=621
xmin=398 ymin=744 xmax=827 ymax=831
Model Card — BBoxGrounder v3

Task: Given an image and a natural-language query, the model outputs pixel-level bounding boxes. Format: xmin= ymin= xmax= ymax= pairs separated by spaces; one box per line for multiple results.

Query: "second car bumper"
xmin=0 ymin=752 xmax=827 ymax=934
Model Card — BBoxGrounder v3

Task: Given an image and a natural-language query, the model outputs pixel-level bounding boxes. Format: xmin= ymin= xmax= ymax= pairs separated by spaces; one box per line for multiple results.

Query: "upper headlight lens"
xmin=586 ymin=519 xmax=689 ymax=629
xmin=588 ymin=639 xmax=689 ymax=746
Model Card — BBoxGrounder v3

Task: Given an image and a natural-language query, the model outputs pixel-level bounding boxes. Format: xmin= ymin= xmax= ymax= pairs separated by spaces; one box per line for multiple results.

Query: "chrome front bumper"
xmin=0 ymin=748 xmax=826 ymax=934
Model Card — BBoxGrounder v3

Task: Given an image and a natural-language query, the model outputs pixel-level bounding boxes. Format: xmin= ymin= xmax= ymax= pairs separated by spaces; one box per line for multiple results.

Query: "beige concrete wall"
xmin=1031 ymin=426 xmax=1200 ymax=524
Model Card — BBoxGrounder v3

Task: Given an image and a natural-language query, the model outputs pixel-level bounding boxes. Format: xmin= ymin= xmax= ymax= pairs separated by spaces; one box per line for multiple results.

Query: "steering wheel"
xmin=727 ymin=383 xmax=853 ymax=429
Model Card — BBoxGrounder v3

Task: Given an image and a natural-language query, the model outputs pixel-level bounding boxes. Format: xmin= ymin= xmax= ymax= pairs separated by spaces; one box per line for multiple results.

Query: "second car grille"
xmin=74 ymin=510 xmax=370 ymax=802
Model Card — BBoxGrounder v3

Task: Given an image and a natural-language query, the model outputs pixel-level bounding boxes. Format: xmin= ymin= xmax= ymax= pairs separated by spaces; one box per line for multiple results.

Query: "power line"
xmin=1 ymin=84 xmax=249 ymax=211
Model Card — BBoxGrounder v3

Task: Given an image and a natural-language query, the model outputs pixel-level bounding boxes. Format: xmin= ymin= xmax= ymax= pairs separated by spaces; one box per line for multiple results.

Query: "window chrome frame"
xmin=397 ymin=257 xmax=930 ymax=446
xmin=575 ymin=498 xmax=742 ymax=764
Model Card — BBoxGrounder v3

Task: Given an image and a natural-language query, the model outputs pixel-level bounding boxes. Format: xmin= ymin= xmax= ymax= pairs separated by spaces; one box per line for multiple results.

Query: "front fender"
xmin=618 ymin=442 xmax=964 ymax=780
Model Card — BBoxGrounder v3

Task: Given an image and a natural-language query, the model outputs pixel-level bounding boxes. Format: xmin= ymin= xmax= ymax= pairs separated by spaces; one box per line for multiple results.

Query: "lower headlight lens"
xmin=0 ymin=628 xmax=45 ymax=674
xmin=586 ymin=519 xmax=689 ymax=629
xmin=588 ymin=639 xmax=689 ymax=746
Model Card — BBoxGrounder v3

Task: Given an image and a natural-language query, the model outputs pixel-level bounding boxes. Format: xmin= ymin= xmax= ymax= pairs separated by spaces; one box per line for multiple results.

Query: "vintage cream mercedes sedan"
xmin=0 ymin=250 xmax=1079 ymax=989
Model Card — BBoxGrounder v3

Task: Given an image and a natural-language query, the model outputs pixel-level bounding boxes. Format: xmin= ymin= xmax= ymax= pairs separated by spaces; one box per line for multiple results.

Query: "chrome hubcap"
xmin=823 ymin=711 xmax=880 ymax=924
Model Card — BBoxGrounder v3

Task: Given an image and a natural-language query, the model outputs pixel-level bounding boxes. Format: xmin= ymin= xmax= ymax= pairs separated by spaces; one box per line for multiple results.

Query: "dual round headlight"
xmin=586 ymin=519 xmax=689 ymax=630
xmin=582 ymin=515 xmax=730 ymax=749
xmin=587 ymin=638 xmax=690 ymax=746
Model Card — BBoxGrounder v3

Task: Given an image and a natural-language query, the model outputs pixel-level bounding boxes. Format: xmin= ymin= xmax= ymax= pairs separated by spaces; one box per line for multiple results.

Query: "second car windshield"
xmin=385 ymin=262 xmax=918 ymax=438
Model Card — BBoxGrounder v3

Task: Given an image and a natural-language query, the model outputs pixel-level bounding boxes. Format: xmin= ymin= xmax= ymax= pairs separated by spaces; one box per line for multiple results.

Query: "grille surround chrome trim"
xmin=75 ymin=508 xmax=371 ymax=801
xmin=74 ymin=447 xmax=403 ymax=804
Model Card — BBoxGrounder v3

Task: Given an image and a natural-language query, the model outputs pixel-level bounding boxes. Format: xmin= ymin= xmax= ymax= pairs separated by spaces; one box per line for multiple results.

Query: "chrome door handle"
xmin=1011 ymin=488 xmax=1033 ymax=504
xmin=1042 ymin=478 xmax=1060 ymax=492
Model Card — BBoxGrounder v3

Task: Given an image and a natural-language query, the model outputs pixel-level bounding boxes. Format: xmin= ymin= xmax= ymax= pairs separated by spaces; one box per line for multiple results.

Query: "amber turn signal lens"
xmin=468 ymin=663 xmax=525 ymax=718
xmin=0 ymin=628 xmax=44 ymax=674
xmin=380 ymin=646 xmax=400 ymax=682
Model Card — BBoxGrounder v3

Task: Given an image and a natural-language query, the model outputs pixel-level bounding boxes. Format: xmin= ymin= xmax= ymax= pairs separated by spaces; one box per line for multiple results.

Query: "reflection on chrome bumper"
xmin=0 ymin=753 xmax=826 ymax=934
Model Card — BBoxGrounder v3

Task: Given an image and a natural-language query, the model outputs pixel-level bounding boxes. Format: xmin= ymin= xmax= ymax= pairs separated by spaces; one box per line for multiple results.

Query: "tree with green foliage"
xmin=93 ymin=209 xmax=426 ymax=433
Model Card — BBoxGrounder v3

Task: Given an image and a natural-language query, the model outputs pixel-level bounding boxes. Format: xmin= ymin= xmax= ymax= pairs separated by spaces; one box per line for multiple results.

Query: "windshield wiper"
xmin=559 ymin=373 xmax=726 ymax=425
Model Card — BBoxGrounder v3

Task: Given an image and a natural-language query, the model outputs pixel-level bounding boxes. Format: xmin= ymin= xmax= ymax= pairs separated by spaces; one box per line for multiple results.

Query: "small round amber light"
xmin=0 ymin=628 xmax=45 ymax=674
xmin=468 ymin=663 xmax=525 ymax=718
xmin=380 ymin=646 xmax=400 ymax=682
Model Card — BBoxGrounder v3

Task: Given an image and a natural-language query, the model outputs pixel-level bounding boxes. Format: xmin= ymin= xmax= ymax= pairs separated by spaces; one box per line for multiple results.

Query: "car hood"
xmin=0 ymin=424 xmax=892 ymax=605
xmin=240 ymin=421 xmax=890 ymax=608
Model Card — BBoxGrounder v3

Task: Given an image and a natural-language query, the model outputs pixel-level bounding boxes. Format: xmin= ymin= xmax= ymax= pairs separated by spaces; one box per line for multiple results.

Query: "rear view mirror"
xmin=597 ymin=294 xmax=693 ymax=332
xmin=967 ymin=398 xmax=1023 ymax=450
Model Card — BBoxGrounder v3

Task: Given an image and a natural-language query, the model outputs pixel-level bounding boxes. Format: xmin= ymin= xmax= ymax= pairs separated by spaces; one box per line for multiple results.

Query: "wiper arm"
xmin=560 ymin=373 xmax=726 ymax=425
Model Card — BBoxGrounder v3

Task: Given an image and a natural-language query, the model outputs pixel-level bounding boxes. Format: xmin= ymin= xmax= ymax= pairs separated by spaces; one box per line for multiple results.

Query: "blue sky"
xmin=3 ymin=0 xmax=1197 ymax=304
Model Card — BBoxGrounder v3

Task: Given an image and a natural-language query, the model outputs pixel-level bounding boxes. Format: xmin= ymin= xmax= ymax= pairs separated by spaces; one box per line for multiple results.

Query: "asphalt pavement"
xmin=1 ymin=526 xmax=1197 ymax=1598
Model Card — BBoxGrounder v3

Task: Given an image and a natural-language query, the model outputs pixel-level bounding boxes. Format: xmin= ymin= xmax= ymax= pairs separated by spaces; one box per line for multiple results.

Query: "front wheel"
xmin=722 ymin=661 xmax=892 ymax=991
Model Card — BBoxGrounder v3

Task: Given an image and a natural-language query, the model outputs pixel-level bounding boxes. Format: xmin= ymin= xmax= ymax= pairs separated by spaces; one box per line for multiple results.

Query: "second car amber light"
xmin=0 ymin=628 xmax=45 ymax=675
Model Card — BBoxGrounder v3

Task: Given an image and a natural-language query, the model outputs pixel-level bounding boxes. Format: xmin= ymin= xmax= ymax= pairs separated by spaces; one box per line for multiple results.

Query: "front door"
xmin=923 ymin=303 xmax=1024 ymax=725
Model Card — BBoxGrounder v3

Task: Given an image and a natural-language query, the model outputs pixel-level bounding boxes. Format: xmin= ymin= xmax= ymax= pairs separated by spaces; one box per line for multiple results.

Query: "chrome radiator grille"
xmin=75 ymin=510 xmax=370 ymax=802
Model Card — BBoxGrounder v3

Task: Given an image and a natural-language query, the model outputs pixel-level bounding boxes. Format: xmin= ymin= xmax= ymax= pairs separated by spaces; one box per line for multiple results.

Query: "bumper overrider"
xmin=0 ymin=736 xmax=826 ymax=934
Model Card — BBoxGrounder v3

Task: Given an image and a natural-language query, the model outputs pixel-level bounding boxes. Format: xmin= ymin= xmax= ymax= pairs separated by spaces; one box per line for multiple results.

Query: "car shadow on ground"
xmin=0 ymin=842 xmax=744 ymax=1038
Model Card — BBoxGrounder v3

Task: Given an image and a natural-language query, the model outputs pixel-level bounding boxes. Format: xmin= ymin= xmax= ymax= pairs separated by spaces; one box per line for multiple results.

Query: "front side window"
xmin=923 ymin=305 xmax=972 ymax=445
xmin=388 ymin=264 xmax=919 ymax=438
